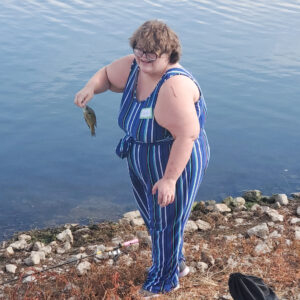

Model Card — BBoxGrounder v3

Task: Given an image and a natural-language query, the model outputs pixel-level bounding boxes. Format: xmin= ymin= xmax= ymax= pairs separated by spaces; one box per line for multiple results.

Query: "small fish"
xmin=83 ymin=105 xmax=97 ymax=136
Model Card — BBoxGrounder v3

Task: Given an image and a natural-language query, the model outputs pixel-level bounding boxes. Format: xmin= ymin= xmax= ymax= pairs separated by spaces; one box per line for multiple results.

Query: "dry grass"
xmin=1 ymin=201 xmax=299 ymax=300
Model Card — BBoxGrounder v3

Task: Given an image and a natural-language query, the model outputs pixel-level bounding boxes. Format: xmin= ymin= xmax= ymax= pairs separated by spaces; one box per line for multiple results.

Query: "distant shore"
xmin=0 ymin=190 xmax=299 ymax=299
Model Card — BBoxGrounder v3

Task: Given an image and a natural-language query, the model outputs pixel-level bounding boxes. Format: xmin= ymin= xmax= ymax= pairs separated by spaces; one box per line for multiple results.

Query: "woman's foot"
xmin=146 ymin=262 xmax=190 ymax=278
xmin=138 ymin=285 xmax=180 ymax=299
xmin=138 ymin=288 xmax=160 ymax=299
xmin=178 ymin=261 xmax=190 ymax=278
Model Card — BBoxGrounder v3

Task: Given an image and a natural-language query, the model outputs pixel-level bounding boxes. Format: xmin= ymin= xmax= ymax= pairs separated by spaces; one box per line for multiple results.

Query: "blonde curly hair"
xmin=129 ymin=20 xmax=181 ymax=64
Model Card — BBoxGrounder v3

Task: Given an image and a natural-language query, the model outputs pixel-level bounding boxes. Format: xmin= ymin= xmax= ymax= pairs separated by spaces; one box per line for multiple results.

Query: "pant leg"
xmin=142 ymin=139 xmax=208 ymax=293
xmin=127 ymin=157 xmax=151 ymax=230
xmin=177 ymin=138 xmax=207 ymax=265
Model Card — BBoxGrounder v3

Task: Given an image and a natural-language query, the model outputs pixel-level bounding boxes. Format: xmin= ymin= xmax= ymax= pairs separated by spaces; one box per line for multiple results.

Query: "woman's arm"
xmin=152 ymin=75 xmax=200 ymax=207
xmin=74 ymin=54 xmax=134 ymax=107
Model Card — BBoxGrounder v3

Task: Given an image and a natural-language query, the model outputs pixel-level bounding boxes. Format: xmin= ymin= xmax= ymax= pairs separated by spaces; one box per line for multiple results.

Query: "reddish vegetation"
xmin=1 ymin=200 xmax=299 ymax=299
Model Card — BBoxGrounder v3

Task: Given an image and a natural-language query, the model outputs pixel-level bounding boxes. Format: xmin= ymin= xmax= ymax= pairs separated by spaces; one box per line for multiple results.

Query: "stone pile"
xmin=0 ymin=190 xmax=299 ymax=299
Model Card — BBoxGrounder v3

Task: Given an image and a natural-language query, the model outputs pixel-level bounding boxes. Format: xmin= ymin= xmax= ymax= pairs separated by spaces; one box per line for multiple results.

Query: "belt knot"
xmin=116 ymin=134 xmax=134 ymax=159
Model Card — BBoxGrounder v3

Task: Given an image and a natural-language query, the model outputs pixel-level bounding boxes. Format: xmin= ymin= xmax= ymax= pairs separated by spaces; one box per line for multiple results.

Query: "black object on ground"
xmin=229 ymin=272 xmax=279 ymax=300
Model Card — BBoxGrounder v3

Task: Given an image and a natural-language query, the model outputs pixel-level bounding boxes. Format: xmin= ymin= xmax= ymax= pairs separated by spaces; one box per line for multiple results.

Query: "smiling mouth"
xmin=141 ymin=60 xmax=152 ymax=64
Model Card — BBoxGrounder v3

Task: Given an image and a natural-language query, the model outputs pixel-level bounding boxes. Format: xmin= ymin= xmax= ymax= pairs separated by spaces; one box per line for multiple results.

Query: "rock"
xmin=235 ymin=218 xmax=244 ymax=224
xmin=219 ymin=295 xmax=232 ymax=300
xmin=227 ymin=256 xmax=238 ymax=268
xmin=234 ymin=205 xmax=247 ymax=212
xmin=63 ymin=242 xmax=71 ymax=251
xmin=272 ymin=194 xmax=289 ymax=206
xmin=223 ymin=196 xmax=233 ymax=206
xmin=136 ymin=231 xmax=152 ymax=247
xmin=286 ymin=239 xmax=291 ymax=246
xmin=107 ymin=259 xmax=114 ymax=266
xmin=297 ymin=207 xmax=300 ymax=216
xmin=201 ymin=251 xmax=215 ymax=266
xmin=232 ymin=197 xmax=246 ymax=207
xmin=274 ymin=224 xmax=284 ymax=232
xmin=77 ymin=261 xmax=91 ymax=275
xmin=140 ymin=250 xmax=151 ymax=258
xmin=33 ymin=242 xmax=45 ymax=251
xmin=123 ymin=210 xmax=140 ymax=219
xmin=290 ymin=218 xmax=300 ymax=225
xmin=214 ymin=204 xmax=231 ymax=213
xmin=18 ymin=234 xmax=31 ymax=241
xmin=117 ymin=254 xmax=133 ymax=266
xmin=111 ymin=237 xmax=123 ymax=246
xmin=261 ymin=206 xmax=284 ymax=222
xmin=74 ymin=227 xmax=91 ymax=234
xmin=218 ymin=225 xmax=229 ymax=230
xmin=56 ymin=247 xmax=66 ymax=254
xmin=206 ymin=205 xmax=215 ymax=212
xmin=291 ymin=192 xmax=300 ymax=199
xmin=23 ymin=275 xmax=37 ymax=283
xmin=0 ymin=241 xmax=7 ymax=249
xmin=254 ymin=241 xmax=272 ymax=255
xmin=118 ymin=218 xmax=130 ymax=226
xmin=274 ymin=202 xmax=281 ymax=209
xmin=56 ymin=229 xmax=73 ymax=244
xmin=64 ymin=283 xmax=80 ymax=292
xmin=261 ymin=195 xmax=274 ymax=204
xmin=192 ymin=244 xmax=200 ymax=251
xmin=94 ymin=245 xmax=108 ymax=260
xmin=70 ymin=253 xmax=88 ymax=262
xmin=5 ymin=264 xmax=17 ymax=274
xmin=64 ymin=223 xmax=79 ymax=229
xmin=195 ymin=219 xmax=211 ymax=231
xmin=24 ymin=251 xmax=45 ymax=266
xmin=9 ymin=239 xmax=28 ymax=250
xmin=295 ymin=228 xmax=300 ymax=240
xmin=224 ymin=235 xmax=237 ymax=241
xmin=6 ymin=246 xmax=14 ymax=256
xmin=243 ymin=190 xmax=262 ymax=202
xmin=41 ymin=245 xmax=52 ymax=255
xmin=247 ymin=223 xmax=269 ymax=239
xmin=192 ymin=201 xmax=206 ymax=212
xmin=130 ymin=218 xmax=144 ymax=226
xmin=206 ymin=200 xmax=216 ymax=206
xmin=269 ymin=231 xmax=281 ymax=239
xmin=185 ymin=220 xmax=198 ymax=232
xmin=251 ymin=204 xmax=261 ymax=211
xmin=197 ymin=261 xmax=208 ymax=272
xmin=50 ymin=241 xmax=58 ymax=249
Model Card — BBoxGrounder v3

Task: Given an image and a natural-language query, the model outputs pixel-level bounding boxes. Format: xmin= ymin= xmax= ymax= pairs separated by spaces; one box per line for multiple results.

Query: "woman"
xmin=74 ymin=20 xmax=210 ymax=298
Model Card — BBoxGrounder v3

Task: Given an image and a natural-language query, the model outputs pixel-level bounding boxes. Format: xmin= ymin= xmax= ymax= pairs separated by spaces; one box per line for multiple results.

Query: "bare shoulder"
xmin=106 ymin=54 xmax=135 ymax=92
xmin=159 ymin=74 xmax=199 ymax=103
xmin=154 ymin=74 xmax=200 ymax=133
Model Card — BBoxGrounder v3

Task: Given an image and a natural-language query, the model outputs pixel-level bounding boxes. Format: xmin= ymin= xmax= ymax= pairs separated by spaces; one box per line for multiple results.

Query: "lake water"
xmin=1 ymin=0 xmax=300 ymax=241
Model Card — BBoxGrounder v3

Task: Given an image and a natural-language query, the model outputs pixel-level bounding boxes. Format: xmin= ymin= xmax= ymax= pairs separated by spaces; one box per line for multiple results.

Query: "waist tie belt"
xmin=116 ymin=134 xmax=174 ymax=159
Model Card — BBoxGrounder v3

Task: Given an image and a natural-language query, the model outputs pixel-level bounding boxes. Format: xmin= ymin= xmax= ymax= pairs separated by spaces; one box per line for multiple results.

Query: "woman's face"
xmin=134 ymin=49 xmax=170 ymax=76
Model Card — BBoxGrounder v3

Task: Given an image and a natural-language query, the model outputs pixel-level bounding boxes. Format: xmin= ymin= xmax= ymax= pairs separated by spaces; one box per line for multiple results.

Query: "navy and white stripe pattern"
xmin=117 ymin=59 xmax=210 ymax=293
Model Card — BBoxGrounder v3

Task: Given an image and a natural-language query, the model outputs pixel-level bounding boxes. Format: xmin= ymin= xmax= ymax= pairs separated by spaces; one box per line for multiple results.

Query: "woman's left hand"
xmin=152 ymin=178 xmax=176 ymax=207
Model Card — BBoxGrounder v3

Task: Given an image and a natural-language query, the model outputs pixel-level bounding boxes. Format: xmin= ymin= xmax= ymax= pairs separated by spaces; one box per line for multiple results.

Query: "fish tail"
xmin=91 ymin=127 xmax=96 ymax=136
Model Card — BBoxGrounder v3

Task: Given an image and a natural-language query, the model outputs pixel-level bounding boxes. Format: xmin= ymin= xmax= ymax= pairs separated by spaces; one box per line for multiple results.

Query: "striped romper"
xmin=116 ymin=59 xmax=210 ymax=293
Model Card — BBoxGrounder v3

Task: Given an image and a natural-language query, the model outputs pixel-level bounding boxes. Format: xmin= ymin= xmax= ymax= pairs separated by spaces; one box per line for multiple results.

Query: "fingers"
xmin=74 ymin=93 xmax=87 ymax=108
xmin=152 ymin=183 xmax=158 ymax=195
xmin=153 ymin=179 xmax=176 ymax=208
xmin=74 ymin=88 xmax=93 ymax=108
xmin=158 ymin=193 xmax=172 ymax=208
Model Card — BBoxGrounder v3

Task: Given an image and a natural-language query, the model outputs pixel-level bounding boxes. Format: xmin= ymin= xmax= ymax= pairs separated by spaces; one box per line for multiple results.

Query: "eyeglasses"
xmin=133 ymin=48 xmax=158 ymax=62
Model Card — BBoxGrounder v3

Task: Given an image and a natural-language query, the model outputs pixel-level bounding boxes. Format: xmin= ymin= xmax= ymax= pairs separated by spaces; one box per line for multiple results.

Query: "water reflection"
xmin=0 ymin=0 xmax=300 ymax=241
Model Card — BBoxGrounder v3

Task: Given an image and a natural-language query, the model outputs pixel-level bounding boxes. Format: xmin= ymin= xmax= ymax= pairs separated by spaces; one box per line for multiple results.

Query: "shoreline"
xmin=0 ymin=190 xmax=299 ymax=299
